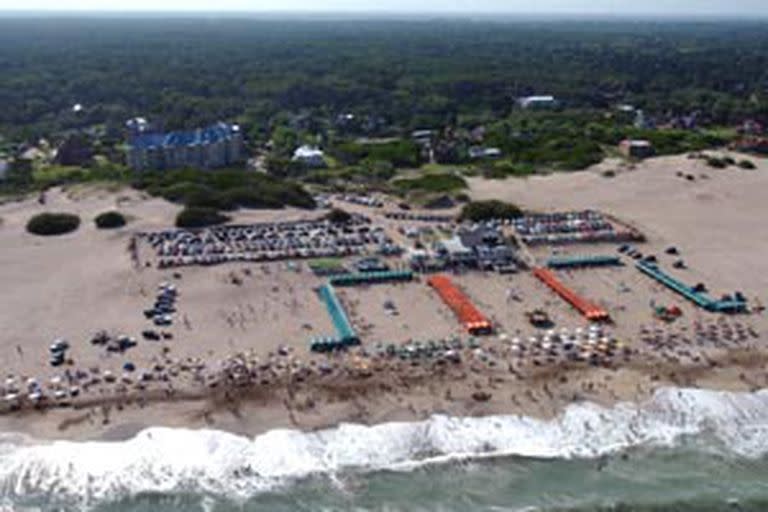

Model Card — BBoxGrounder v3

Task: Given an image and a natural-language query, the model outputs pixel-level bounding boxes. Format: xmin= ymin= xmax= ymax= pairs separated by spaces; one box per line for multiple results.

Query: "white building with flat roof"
xmin=292 ymin=145 xmax=326 ymax=167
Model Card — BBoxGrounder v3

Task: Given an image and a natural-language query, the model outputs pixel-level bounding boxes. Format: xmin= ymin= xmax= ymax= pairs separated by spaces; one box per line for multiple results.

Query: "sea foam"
xmin=1 ymin=387 xmax=768 ymax=505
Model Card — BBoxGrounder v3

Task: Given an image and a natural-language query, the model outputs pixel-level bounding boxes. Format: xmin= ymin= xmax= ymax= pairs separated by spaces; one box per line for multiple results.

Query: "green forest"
xmin=1 ymin=17 xmax=766 ymax=205
xmin=2 ymin=18 xmax=767 ymax=139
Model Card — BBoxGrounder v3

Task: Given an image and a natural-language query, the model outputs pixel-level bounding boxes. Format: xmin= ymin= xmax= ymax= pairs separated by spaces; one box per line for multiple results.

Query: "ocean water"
xmin=2 ymin=387 xmax=768 ymax=511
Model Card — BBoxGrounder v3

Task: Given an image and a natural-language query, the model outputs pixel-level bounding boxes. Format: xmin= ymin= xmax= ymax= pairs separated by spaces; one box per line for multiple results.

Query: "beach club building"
xmin=127 ymin=122 xmax=244 ymax=171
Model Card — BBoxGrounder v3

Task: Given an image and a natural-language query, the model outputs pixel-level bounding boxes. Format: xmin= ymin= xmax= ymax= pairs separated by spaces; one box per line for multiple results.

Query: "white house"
xmin=518 ymin=95 xmax=558 ymax=109
xmin=126 ymin=117 xmax=151 ymax=135
xmin=468 ymin=146 xmax=502 ymax=160
xmin=292 ymin=145 xmax=326 ymax=167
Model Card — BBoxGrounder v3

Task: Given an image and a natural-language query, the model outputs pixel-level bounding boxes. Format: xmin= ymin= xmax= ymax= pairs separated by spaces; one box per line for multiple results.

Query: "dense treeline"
xmin=1 ymin=18 xmax=767 ymax=142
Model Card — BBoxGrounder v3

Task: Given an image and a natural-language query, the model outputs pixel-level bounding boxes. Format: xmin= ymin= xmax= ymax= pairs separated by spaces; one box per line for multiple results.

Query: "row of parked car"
xmin=143 ymin=283 xmax=178 ymax=327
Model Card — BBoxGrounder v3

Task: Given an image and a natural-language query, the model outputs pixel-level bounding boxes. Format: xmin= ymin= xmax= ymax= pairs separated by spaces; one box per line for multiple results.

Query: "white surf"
xmin=1 ymin=387 xmax=768 ymax=505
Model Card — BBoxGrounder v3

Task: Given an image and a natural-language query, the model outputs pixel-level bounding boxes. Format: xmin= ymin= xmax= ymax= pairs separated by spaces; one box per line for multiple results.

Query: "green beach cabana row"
xmin=546 ymin=255 xmax=622 ymax=269
xmin=329 ymin=270 xmax=414 ymax=287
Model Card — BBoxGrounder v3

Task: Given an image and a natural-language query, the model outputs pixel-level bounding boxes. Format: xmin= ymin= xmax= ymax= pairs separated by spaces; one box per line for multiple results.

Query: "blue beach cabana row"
xmin=636 ymin=261 xmax=747 ymax=314
xmin=310 ymin=284 xmax=360 ymax=352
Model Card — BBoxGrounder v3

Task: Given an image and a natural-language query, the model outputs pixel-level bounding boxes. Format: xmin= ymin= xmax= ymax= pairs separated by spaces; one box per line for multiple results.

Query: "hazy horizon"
xmin=0 ymin=0 xmax=765 ymax=17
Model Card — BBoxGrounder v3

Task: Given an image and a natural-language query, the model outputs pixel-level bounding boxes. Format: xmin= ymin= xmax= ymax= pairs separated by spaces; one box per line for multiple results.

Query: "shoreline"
xmin=4 ymin=382 xmax=768 ymax=510
xmin=1 ymin=338 xmax=765 ymax=443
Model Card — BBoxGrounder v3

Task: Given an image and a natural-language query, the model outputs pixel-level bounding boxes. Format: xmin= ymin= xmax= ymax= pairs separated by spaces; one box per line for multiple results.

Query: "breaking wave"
xmin=2 ymin=387 xmax=768 ymax=507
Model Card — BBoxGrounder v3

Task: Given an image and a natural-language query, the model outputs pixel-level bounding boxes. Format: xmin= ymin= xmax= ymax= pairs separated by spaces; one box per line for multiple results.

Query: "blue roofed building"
xmin=127 ymin=122 xmax=244 ymax=171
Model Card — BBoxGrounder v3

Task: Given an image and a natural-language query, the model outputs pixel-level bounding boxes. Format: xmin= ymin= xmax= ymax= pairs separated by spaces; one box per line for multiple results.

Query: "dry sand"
xmin=0 ymin=187 xmax=328 ymax=376
xmin=469 ymin=152 xmax=768 ymax=295
xmin=0 ymin=152 xmax=766 ymax=440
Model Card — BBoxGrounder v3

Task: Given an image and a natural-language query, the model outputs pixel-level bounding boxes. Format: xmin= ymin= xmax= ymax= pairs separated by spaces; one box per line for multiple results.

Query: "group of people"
xmin=638 ymin=318 xmax=760 ymax=366
xmin=0 ymin=315 xmax=762 ymax=418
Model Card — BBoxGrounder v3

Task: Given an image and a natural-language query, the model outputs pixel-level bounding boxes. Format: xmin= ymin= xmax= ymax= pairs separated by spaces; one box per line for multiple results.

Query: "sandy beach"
xmin=0 ymin=152 xmax=766 ymax=441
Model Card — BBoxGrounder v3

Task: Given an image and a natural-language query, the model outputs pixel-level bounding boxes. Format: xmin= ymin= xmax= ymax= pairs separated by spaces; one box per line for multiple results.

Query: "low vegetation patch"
xmin=325 ymin=208 xmax=353 ymax=224
xmin=458 ymin=200 xmax=523 ymax=222
xmin=481 ymin=161 xmax=536 ymax=179
xmin=331 ymin=139 xmax=421 ymax=169
xmin=738 ymin=159 xmax=757 ymax=170
xmin=26 ymin=212 xmax=81 ymax=236
xmin=706 ymin=156 xmax=729 ymax=169
xmin=393 ymin=173 xmax=467 ymax=195
xmin=94 ymin=211 xmax=127 ymax=229
xmin=133 ymin=169 xmax=316 ymax=211
xmin=454 ymin=193 xmax=470 ymax=203
xmin=175 ymin=207 xmax=230 ymax=228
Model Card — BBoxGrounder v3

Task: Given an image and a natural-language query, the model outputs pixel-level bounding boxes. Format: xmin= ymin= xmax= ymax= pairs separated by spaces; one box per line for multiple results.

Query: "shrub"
xmin=458 ymin=200 xmax=523 ymax=222
xmin=325 ymin=208 xmax=353 ymax=224
xmin=94 ymin=211 xmax=126 ymax=229
xmin=26 ymin=212 xmax=81 ymax=236
xmin=738 ymin=159 xmax=757 ymax=170
xmin=175 ymin=207 xmax=230 ymax=228
xmin=706 ymin=156 xmax=728 ymax=169
xmin=183 ymin=188 xmax=237 ymax=211
xmin=454 ymin=193 xmax=471 ymax=203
